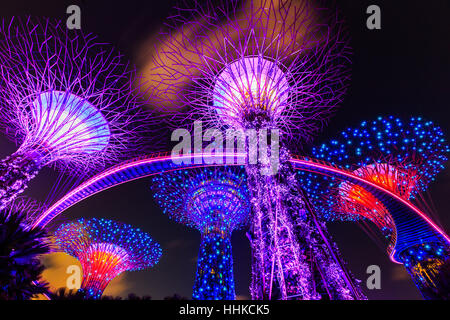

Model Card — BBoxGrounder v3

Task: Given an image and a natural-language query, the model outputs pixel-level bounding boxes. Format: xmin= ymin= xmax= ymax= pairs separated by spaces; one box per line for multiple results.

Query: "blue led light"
xmin=151 ymin=166 xmax=250 ymax=300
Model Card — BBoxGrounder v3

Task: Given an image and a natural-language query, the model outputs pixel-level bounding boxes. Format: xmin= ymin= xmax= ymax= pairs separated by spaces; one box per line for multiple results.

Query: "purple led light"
xmin=212 ymin=57 xmax=291 ymax=127
xmin=151 ymin=166 xmax=250 ymax=300
xmin=148 ymin=0 xmax=351 ymax=141
xmin=147 ymin=0 xmax=356 ymax=300
xmin=0 ymin=17 xmax=154 ymax=210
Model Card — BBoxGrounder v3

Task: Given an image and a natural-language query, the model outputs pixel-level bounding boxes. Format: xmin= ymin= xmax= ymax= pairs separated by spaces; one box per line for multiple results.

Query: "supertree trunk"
xmin=246 ymin=138 xmax=363 ymax=300
xmin=0 ymin=150 xmax=41 ymax=209
xmin=294 ymin=183 xmax=366 ymax=300
xmin=246 ymin=142 xmax=318 ymax=300
xmin=398 ymin=243 xmax=450 ymax=300
xmin=79 ymin=247 xmax=126 ymax=300
xmin=79 ymin=285 xmax=105 ymax=300
xmin=193 ymin=227 xmax=236 ymax=300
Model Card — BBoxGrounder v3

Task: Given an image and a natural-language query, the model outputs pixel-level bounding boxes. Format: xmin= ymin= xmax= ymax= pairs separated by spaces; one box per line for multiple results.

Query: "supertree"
xmin=0 ymin=17 xmax=154 ymax=211
xmin=148 ymin=0 xmax=362 ymax=300
xmin=151 ymin=167 xmax=250 ymax=300
xmin=297 ymin=170 xmax=398 ymax=255
xmin=0 ymin=197 xmax=46 ymax=228
xmin=53 ymin=218 xmax=162 ymax=299
xmin=308 ymin=115 xmax=450 ymax=299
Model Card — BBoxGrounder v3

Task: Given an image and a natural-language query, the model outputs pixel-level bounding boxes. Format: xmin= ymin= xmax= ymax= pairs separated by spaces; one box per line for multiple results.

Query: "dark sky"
xmin=0 ymin=0 xmax=449 ymax=300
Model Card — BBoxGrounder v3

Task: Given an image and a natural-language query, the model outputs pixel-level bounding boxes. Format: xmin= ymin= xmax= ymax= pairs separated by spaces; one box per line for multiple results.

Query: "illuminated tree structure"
xmin=54 ymin=218 xmax=162 ymax=299
xmin=297 ymin=170 xmax=398 ymax=256
xmin=0 ymin=17 xmax=151 ymax=210
xmin=149 ymin=0 xmax=362 ymax=300
xmin=307 ymin=115 xmax=450 ymax=299
xmin=0 ymin=197 xmax=46 ymax=228
xmin=151 ymin=167 xmax=250 ymax=300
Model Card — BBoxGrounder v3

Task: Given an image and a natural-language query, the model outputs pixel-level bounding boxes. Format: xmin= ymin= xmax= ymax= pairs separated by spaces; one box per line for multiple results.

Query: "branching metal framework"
xmin=54 ymin=218 xmax=162 ymax=299
xmin=32 ymin=152 xmax=450 ymax=298
xmin=305 ymin=116 xmax=450 ymax=299
xmin=312 ymin=116 xmax=449 ymax=195
xmin=148 ymin=0 xmax=351 ymax=143
xmin=0 ymin=17 xmax=154 ymax=210
xmin=148 ymin=0 xmax=359 ymax=300
xmin=151 ymin=166 xmax=250 ymax=300
xmin=1 ymin=197 xmax=46 ymax=228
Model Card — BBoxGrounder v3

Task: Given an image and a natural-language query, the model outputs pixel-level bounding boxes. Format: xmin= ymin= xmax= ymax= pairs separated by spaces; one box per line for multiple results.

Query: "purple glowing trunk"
xmin=0 ymin=151 xmax=42 ymax=210
xmin=245 ymin=140 xmax=364 ymax=300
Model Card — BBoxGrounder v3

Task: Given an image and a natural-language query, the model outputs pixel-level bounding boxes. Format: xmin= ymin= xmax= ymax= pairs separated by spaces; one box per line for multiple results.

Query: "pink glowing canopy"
xmin=213 ymin=56 xmax=290 ymax=126
xmin=25 ymin=91 xmax=111 ymax=164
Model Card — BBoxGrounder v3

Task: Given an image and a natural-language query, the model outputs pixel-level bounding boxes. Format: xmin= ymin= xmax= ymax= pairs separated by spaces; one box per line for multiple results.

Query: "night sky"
xmin=0 ymin=0 xmax=449 ymax=300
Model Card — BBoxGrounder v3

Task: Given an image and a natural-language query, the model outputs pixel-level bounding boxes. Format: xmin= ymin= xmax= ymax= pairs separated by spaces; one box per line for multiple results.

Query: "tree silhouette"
xmin=0 ymin=210 xmax=50 ymax=299
xmin=50 ymin=288 xmax=86 ymax=300
xmin=50 ymin=288 xmax=156 ymax=300
xmin=163 ymin=294 xmax=188 ymax=300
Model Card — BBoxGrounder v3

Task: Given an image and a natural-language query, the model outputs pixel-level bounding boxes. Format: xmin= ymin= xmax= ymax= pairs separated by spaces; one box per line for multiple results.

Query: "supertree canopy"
xmin=53 ymin=218 xmax=162 ymax=299
xmin=0 ymin=17 xmax=152 ymax=210
xmin=307 ymin=115 xmax=450 ymax=299
xmin=151 ymin=166 xmax=250 ymax=300
xmin=148 ymin=0 xmax=351 ymax=141
xmin=302 ymin=116 xmax=450 ymax=242
xmin=312 ymin=116 xmax=449 ymax=197
xmin=148 ymin=0 xmax=361 ymax=300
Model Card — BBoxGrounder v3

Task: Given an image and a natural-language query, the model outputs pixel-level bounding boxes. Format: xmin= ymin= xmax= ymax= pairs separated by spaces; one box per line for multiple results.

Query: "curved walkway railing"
xmin=34 ymin=152 xmax=450 ymax=263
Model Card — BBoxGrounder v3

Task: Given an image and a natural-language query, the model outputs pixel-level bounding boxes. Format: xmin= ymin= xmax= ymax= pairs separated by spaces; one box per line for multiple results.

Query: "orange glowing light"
xmin=138 ymin=0 xmax=319 ymax=111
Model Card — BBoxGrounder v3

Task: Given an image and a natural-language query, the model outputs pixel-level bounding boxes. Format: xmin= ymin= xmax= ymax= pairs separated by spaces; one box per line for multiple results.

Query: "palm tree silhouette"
xmin=163 ymin=294 xmax=188 ymax=300
xmin=50 ymin=288 xmax=86 ymax=300
xmin=0 ymin=210 xmax=50 ymax=299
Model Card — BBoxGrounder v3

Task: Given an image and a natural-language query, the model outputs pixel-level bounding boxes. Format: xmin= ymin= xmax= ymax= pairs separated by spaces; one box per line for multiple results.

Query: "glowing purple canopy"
xmin=212 ymin=56 xmax=291 ymax=126
xmin=148 ymin=0 xmax=351 ymax=141
xmin=0 ymin=17 xmax=153 ymax=173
